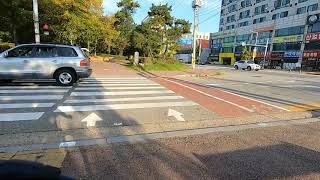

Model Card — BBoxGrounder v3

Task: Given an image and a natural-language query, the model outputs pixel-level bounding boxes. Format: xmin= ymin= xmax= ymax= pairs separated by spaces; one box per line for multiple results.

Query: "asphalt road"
xmin=5 ymin=119 xmax=318 ymax=180
xmin=182 ymin=65 xmax=320 ymax=112
xmin=1 ymin=62 xmax=320 ymax=179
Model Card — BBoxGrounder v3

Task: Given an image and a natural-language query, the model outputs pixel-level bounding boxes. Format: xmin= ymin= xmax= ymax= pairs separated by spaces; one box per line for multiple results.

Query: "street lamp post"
xmin=251 ymin=31 xmax=258 ymax=62
xmin=32 ymin=0 xmax=40 ymax=44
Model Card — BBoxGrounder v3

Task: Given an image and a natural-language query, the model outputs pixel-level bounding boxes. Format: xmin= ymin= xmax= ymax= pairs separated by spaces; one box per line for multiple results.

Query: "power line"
xmin=199 ymin=11 xmax=220 ymax=24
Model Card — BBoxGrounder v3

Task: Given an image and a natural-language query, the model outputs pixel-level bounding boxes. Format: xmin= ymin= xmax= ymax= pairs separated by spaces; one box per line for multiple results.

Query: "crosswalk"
xmin=0 ymin=77 xmax=198 ymax=122
xmin=0 ymin=83 xmax=70 ymax=121
xmin=55 ymin=77 xmax=198 ymax=113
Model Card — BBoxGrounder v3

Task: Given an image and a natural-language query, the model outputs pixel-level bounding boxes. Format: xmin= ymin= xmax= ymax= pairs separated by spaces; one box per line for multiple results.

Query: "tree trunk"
xmin=119 ymin=48 xmax=124 ymax=56
xmin=87 ymin=41 xmax=90 ymax=52
xmin=94 ymin=39 xmax=97 ymax=56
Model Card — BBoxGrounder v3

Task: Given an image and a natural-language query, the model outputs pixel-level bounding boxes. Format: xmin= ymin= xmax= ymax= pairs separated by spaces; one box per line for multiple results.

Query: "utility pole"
xmin=263 ymin=38 xmax=269 ymax=69
xmin=192 ymin=0 xmax=202 ymax=69
xmin=32 ymin=0 xmax=40 ymax=44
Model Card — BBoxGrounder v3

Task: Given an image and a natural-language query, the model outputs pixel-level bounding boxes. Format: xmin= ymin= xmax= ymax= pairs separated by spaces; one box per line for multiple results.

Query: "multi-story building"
xmin=210 ymin=0 xmax=320 ymax=70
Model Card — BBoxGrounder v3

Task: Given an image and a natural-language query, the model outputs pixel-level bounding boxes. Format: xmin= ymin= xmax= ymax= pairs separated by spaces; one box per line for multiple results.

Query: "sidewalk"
xmin=90 ymin=61 xmax=139 ymax=77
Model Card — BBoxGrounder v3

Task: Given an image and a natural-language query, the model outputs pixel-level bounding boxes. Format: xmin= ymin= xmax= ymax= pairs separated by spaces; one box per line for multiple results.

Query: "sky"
xmin=103 ymin=0 xmax=222 ymax=33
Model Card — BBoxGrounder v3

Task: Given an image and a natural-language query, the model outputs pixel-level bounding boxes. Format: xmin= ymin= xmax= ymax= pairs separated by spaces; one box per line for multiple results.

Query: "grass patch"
xmin=126 ymin=63 xmax=188 ymax=71
xmin=143 ymin=62 xmax=188 ymax=71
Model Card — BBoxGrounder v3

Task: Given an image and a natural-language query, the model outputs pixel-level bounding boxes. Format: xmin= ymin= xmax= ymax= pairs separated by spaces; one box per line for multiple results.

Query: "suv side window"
xmin=57 ymin=47 xmax=78 ymax=57
xmin=34 ymin=46 xmax=58 ymax=58
xmin=7 ymin=46 xmax=34 ymax=58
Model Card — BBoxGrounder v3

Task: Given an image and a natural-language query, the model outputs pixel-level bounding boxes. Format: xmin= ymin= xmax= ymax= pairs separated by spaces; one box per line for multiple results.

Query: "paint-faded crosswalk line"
xmin=64 ymin=95 xmax=185 ymax=104
xmin=0 ymin=95 xmax=64 ymax=101
xmin=71 ymin=90 xmax=174 ymax=96
xmin=0 ymin=103 xmax=55 ymax=109
xmin=77 ymin=83 xmax=159 ymax=87
xmin=74 ymin=86 xmax=165 ymax=90
xmin=0 ymin=112 xmax=44 ymax=121
xmin=0 ymin=89 xmax=68 ymax=94
xmin=55 ymin=101 xmax=198 ymax=112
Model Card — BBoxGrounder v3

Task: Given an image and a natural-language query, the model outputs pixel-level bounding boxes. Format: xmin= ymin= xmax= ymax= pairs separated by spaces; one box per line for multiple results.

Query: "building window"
xmin=227 ymin=15 xmax=236 ymax=23
xmin=228 ymin=4 xmax=237 ymax=13
xmin=240 ymin=0 xmax=251 ymax=8
xmin=220 ymin=18 xmax=224 ymax=24
xmin=222 ymin=47 xmax=233 ymax=53
xmin=272 ymin=11 xmax=289 ymax=20
xmin=298 ymin=0 xmax=307 ymax=3
xmin=308 ymin=22 xmax=320 ymax=33
xmin=307 ymin=4 xmax=318 ymax=12
xmin=280 ymin=11 xmax=288 ymax=18
xmin=275 ymin=26 xmax=304 ymax=37
xmin=256 ymin=0 xmax=266 ymax=4
xmin=253 ymin=17 xmax=267 ymax=24
xmin=254 ymin=4 xmax=268 ymax=15
xmin=272 ymin=42 xmax=301 ymax=51
xmin=236 ymin=34 xmax=250 ymax=42
xmin=258 ymin=31 xmax=272 ymax=39
xmin=239 ymin=10 xmax=250 ymax=19
xmin=305 ymin=41 xmax=320 ymax=50
xmin=223 ymin=36 xmax=235 ymax=43
xmin=239 ymin=21 xmax=249 ymax=27
xmin=297 ymin=7 xmax=306 ymax=14
xmin=274 ymin=0 xmax=290 ymax=9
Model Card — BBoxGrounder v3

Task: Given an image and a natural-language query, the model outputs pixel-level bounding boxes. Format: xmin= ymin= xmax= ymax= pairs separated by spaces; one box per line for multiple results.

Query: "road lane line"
xmin=0 ymin=86 xmax=71 ymax=89
xmin=77 ymin=83 xmax=159 ymax=87
xmin=79 ymin=82 xmax=155 ymax=84
xmin=220 ymin=90 xmax=290 ymax=112
xmin=71 ymin=90 xmax=174 ymax=96
xmin=75 ymin=86 xmax=165 ymax=90
xmin=162 ymin=78 xmax=255 ymax=112
xmin=0 ymin=103 xmax=55 ymax=109
xmin=0 ymin=95 xmax=64 ymax=101
xmin=0 ymin=89 xmax=68 ymax=94
xmin=64 ymin=96 xmax=185 ymax=104
xmin=0 ymin=112 xmax=44 ymax=121
xmin=55 ymin=101 xmax=198 ymax=112
xmin=84 ymin=77 xmax=146 ymax=80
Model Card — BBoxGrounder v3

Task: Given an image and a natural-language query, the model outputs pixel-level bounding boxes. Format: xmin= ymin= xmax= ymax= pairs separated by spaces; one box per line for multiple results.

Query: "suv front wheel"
xmin=55 ymin=69 xmax=76 ymax=86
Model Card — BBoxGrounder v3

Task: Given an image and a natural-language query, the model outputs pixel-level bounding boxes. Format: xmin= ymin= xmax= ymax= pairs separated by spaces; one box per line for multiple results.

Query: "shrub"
xmin=0 ymin=42 xmax=15 ymax=53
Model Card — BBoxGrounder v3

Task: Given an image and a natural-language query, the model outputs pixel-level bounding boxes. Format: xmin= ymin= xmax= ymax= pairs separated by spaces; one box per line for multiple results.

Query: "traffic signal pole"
xmin=192 ymin=0 xmax=202 ymax=69
xmin=32 ymin=0 xmax=40 ymax=44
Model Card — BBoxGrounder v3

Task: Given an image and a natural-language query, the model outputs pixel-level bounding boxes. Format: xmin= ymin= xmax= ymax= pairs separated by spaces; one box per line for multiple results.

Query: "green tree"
xmin=114 ymin=0 xmax=140 ymax=56
xmin=240 ymin=47 xmax=251 ymax=60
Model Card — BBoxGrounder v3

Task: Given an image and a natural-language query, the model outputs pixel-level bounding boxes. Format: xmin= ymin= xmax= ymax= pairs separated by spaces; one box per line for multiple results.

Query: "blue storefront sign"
xmin=284 ymin=51 xmax=302 ymax=58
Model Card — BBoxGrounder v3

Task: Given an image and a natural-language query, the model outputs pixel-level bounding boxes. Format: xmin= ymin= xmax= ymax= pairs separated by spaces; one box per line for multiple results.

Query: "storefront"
xmin=303 ymin=50 xmax=320 ymax=71
xmin=303 ymin=32 xmax=320 ymax=71
xmin=269 ymin=52 xmax=284 ymax=69
xmin=255 ymin=52 xmax=271 ymax=66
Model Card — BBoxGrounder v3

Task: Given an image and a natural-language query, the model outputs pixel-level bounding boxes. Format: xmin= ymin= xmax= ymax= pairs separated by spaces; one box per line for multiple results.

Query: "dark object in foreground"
xmin=0 ymin=160 xmax=73 ymax=180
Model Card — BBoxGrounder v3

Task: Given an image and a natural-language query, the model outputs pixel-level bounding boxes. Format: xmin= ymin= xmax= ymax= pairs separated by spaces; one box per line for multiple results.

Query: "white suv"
xmin=0 ymin=44 xmax=92 ymax=86
xmin=234 ymin=60 xmax=261 ymax=71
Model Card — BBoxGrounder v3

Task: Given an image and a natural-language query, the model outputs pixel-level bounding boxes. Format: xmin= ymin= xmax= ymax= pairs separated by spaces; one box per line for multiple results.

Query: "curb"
xmin=0 ymin=111 xmax=319 ymax=153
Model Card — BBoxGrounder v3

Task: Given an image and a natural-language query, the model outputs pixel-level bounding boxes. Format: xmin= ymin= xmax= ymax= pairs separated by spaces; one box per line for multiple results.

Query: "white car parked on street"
xmin=234 ymin=60 xmax=261 ymax=71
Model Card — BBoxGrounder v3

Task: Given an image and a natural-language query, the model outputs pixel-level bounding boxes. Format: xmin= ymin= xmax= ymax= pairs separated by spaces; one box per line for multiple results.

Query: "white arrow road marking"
xmin=168 ymin=109 xmax=185 ymax=122
xmin=81 ymin=113 xmax=103 ymax=127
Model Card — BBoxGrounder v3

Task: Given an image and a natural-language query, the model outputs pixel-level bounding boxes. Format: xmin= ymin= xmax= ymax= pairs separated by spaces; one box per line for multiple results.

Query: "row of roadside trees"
xmin=0 ymin=0 xmax=191 ymax=61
